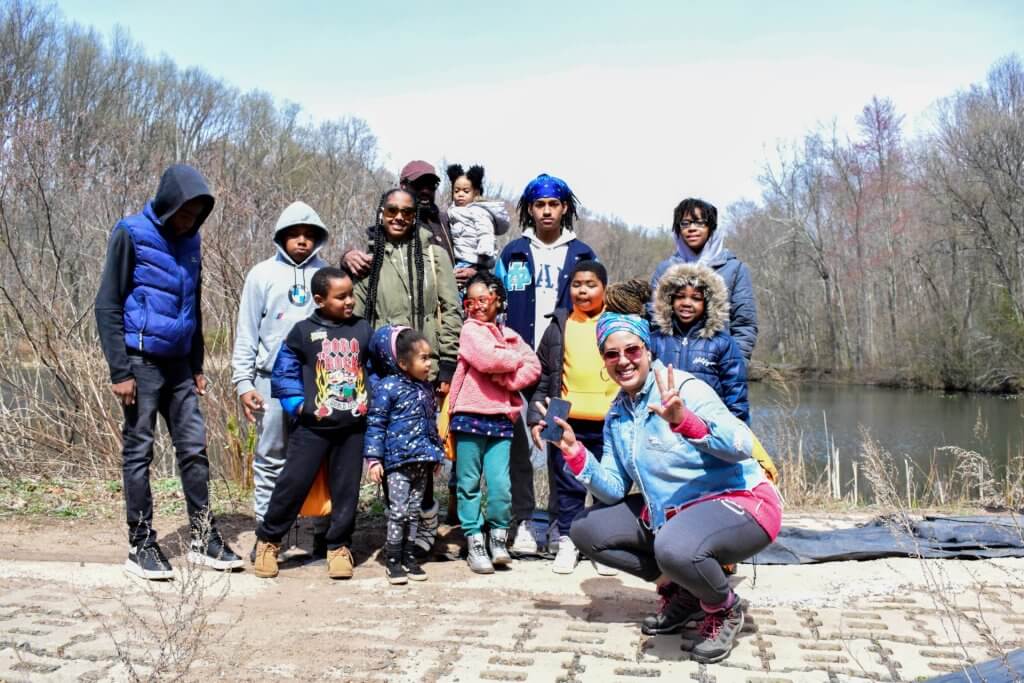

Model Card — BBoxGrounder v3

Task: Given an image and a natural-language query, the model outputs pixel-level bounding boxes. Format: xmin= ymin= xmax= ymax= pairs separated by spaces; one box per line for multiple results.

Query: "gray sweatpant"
xmin=251 ymin=373 xmax=326 ymax=531
xmin=571 ymin=494 xmax=771 ymax=605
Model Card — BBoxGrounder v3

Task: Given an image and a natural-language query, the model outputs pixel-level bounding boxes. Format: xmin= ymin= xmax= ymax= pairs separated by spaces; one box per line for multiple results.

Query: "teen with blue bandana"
xmin=493 ymin=173 xmax=598 ymax=556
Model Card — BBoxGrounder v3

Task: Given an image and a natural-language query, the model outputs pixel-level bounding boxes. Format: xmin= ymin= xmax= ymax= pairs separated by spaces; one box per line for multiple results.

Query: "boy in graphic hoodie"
xmin=231 ymin=201 xmax=330 ymax=553
xmin=493 ymin=173 xmax=598 ymax=556
xmin=95 ymin=163 xmax=243 ymax=580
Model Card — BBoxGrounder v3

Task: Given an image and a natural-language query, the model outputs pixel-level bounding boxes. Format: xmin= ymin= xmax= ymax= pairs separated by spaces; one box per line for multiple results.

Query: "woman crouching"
xmin=534 ymin=312 xmax=781 ymax=664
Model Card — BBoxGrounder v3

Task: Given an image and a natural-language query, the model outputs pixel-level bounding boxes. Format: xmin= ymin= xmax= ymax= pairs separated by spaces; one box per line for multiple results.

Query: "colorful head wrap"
xmin=596 ymin=312 xmax=651 ymax=350
xmin=523 ymin=173 xmax=573 ymax=203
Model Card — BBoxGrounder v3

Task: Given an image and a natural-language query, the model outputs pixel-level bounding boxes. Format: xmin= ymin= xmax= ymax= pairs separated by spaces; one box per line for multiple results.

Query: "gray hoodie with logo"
xmin=231 ymin=201 xmax=329 ymax=396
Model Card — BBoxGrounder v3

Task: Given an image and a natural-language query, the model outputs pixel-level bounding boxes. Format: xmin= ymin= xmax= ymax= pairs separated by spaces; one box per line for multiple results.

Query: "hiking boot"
xmin=466 ymin=533 xmax=494 ymax=574
xmin=188 ymin=527 xmax=243 ymax=571
xmin=510 ymin=520 xmax=539 ymax=557
xmin=312 ymin=532 xmax=328 ymax=560
xmin=413 ymin=502 xmax=439 ymax=559
xmin=489 ymin=528 xmax=512 ymax=566
xmin=124 ymin=542 xmax=174 ymax=581
xmin=385 ymin=552 xmax=408 ymax=585
xmin=253 ymin=540 xmax=281 ymax=578
xmin=403 ymin=547 xmax=427 ymax=581
xmin=551 ymin=535 xmax=579 ymax=574
xmin=326 ymin=546 xmax=354 ymax=579
xmin=690 ymin=598 xmax=745 ymax=664
xmin=641 ymin=583 xmax=704 ymax=635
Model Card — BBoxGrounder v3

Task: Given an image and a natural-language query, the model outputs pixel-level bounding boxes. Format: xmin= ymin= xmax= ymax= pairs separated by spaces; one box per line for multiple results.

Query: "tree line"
xmin=730 ymin=56 xmax=1024 ymax=393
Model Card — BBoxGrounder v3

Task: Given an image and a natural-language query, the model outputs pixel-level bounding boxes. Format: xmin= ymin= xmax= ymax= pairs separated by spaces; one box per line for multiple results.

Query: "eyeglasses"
xmin=602 ymin=344 xmax=645 ymax=363
xmin=382 ymin=205 xmax=416 ymax=220
xmin=678 ymin=219 xmax=708 ymax=229
xmin=463 ymin=293 xmax=497 ymax=310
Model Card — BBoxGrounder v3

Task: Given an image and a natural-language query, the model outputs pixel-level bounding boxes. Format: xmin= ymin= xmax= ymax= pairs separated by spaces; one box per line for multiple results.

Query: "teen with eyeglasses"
xmin=533 ymin=312 xmax=781 ymax=665
xmin=649 ymin=198 xmax=758 ymax=362
xmin=354 ymin=188 xmax=463 ymax=559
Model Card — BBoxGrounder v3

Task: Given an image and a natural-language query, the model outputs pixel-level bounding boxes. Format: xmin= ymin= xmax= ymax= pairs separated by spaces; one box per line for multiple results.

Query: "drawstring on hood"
xmin=653 ymin=263 xmax=730 ymax=339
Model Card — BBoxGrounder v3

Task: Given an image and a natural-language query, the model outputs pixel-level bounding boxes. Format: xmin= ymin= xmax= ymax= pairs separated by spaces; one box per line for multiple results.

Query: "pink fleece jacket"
xmin=449 ymin=318 xmax=541 ymax=422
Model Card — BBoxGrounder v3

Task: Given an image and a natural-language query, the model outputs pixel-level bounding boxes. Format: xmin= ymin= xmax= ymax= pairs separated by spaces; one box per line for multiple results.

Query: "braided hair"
xmin=464 ymin=270 xmax=508 ymax=315
xmin=604 ymin=279 xmax=651 ymax=315
xmin=363 ymin=188 xmax=426 ymax=331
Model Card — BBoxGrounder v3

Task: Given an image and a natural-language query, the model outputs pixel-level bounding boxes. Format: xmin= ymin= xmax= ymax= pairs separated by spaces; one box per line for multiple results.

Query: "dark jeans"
xmin=256 ymin=424 xmax=364 ymax=550
xmin=122 ymin=354 xmax=210 ymax=547
xmin=509 ymin=418 xmax=535 ymax=522
xmin=548 ymin=418 xmax=604 ymax=537
xmin=571 ymin=494 xmax=771 ymax=605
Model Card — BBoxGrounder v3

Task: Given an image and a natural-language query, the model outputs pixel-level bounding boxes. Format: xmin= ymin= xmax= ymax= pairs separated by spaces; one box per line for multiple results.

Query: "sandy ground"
xmin=0 ymin=512 xmax=1022 ymax=682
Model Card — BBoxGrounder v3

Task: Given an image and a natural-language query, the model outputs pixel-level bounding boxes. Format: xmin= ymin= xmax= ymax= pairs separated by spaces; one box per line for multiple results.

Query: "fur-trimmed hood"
xmin=653 ymin=263 xmax=730 ymax=338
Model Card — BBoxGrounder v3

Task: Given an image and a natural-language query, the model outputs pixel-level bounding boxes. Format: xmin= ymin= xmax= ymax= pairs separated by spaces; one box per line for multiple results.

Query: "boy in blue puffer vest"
xmin=95 ymin=163 xmax=242 ymax=580
xmin=651 ymin=263 xmax=749 ymax=423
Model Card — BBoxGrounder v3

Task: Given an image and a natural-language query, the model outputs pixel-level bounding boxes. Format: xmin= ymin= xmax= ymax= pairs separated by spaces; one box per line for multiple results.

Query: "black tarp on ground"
xmin=924 ymin=648 xmax=1024 ymax=682
xmin=747 ymin=514 xmax=1024 ymax=565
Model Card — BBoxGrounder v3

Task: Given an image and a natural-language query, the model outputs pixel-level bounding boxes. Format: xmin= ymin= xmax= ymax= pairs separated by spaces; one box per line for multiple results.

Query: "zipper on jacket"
xmin=138 ymin=292 xmax=148 ymax=352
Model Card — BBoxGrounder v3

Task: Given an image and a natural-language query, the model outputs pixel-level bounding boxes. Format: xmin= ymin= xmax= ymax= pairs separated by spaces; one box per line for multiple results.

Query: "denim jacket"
xmin=575 ymin=361 xmax=764 ymax=530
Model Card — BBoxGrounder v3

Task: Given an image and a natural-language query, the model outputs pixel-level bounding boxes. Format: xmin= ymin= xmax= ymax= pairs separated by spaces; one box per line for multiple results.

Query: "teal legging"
xmin=455 ymin=433 xmax=512 ymax=536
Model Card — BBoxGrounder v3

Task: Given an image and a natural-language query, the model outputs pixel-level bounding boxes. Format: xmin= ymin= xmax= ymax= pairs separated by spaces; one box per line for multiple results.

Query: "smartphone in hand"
xmin=539 ymin=398 xmax=572 ymax=443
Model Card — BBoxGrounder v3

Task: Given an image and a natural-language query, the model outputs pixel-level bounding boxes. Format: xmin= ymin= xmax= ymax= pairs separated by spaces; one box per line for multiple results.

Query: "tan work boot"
xmin=253 ymin=540 xmax=280 ymax=578
xmin=327 ymin=546 xmax=354 ymax=579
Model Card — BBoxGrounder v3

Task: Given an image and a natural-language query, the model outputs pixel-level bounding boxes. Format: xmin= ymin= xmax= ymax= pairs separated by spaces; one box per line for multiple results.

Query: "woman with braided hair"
xmin=354 ymin=188 xmax=462 ymax=557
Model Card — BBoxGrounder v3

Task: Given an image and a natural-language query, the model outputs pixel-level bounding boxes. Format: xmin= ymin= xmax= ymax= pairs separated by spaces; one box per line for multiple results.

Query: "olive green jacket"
xmin=354 ymin=227 xmax=462 ymax=383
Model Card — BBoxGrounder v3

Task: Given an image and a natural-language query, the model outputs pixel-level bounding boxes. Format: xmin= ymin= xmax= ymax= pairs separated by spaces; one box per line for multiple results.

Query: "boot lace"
xmin=656 ymin=582 xmax=679 ymax=614
xmin=699 ymin=611 xmax=725 ymax=640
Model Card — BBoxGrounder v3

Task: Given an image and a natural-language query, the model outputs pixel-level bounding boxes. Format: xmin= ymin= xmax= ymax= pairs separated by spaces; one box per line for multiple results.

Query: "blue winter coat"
xmin=650 ymin=247 xmax=757 ymax=361
xmin=650 ymin=262 xmax=750 ymax=423
xmin=364 ymin=325 xmax=445 ymax=471
xmin=493 ymin=232 xmax=598 ymax=348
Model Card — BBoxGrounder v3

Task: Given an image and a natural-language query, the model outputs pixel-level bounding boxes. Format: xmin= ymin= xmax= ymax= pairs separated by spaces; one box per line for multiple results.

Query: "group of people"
xmin=95 ymin=159 xmax=780 ymax=664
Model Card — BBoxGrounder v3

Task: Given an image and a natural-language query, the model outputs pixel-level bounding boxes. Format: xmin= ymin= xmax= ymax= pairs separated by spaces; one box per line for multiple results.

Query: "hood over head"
xmin=653 ymin=262 xmax=730 ymax=338
xmin=368 ymin=324 xmax=410 ymax=378
xmin=273 ymin=201 xmax=329 ymax=266
xmin=151 ymin=164 xmax=215 ymax=236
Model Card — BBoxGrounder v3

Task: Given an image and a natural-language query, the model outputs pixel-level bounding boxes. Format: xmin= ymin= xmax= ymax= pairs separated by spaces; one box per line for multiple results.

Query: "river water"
xmin=749 ymin=381 xmax=1024 ymax=493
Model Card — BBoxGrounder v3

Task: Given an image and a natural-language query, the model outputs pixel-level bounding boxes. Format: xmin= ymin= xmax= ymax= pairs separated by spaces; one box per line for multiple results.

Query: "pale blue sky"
xmin=54 ymin=1 xmax=1024 ymax=228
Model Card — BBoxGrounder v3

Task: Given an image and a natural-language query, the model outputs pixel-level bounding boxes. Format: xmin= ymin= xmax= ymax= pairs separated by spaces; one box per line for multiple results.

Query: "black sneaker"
xmin=403 ymin=548 xmax=427 ymax=582
xmin=641 ymin=583 xmax=704 ymax=635
xmin=690 ymin=599 xmax=745 ymax=664
xmin=385 ymin=553 xmax=408 ymax=585
xmin=188 ymin=527 xmax=244 ymax=571
xmin=125 ymin=542 xmax=174 ymax=580
xmin=312 ymin=532 xmax=328 ymax=560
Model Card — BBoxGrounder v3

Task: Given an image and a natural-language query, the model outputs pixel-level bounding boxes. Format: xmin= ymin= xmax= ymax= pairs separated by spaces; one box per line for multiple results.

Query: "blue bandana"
xmin=523 ymin=173 xmax=572 ymax=203
xmin=596 ymin=312 xmax=651 ymax=350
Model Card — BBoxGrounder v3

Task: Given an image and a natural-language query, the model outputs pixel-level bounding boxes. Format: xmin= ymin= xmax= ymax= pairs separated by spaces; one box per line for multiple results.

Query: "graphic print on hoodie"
xmin=231 ymin=201 xmax=329 ymax=396
xmin=271 ymin=311 xmax=371 ymax=430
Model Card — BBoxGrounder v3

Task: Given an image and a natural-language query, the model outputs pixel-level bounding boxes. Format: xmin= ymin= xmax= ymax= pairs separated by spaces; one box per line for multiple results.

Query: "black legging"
xmin=571 ymin=494 xmax=770 ymax=605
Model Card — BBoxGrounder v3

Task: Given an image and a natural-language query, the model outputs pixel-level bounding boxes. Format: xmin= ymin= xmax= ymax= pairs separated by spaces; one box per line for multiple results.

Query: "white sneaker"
xmin=592 ymin=560 xmax=618 ymax=576
xmin=551 ymin=536 xmax=579 ymax=574
xmin=510 ymin=520 xmax=539 ymax=557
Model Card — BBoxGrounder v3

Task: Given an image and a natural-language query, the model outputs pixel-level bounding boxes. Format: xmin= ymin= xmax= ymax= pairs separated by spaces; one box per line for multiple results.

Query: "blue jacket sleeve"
xmin=363 ymin=380 xmax=392 ymax=462
xmin=680 ymin=376 xmax=754 ymax=464
xmin=270 ymin=336 xmax=304 ymax=400
xmin=576 ymin=419 xmax=633 ymax=504
xmin=727 ymin=262 xmax=758 ymax=362
xmin=717 ymin=335 xmax=750 ymax=424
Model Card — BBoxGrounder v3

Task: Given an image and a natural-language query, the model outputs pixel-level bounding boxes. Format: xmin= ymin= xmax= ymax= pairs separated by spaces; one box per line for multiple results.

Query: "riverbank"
xmin=749 ymin=361 xmax=1024 ymax=395
xmin=0 ymin=496 xmax=1021 ymax=682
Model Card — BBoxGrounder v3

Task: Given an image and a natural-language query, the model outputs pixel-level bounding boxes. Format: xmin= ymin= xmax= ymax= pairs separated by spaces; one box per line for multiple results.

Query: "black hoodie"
xmin=94 ymin=164 xmax=215 ymax=382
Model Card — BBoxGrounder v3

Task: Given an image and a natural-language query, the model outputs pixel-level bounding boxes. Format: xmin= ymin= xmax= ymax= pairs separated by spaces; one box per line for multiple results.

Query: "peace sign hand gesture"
xmin=649 ymin=364 xmax=686 ymax=426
